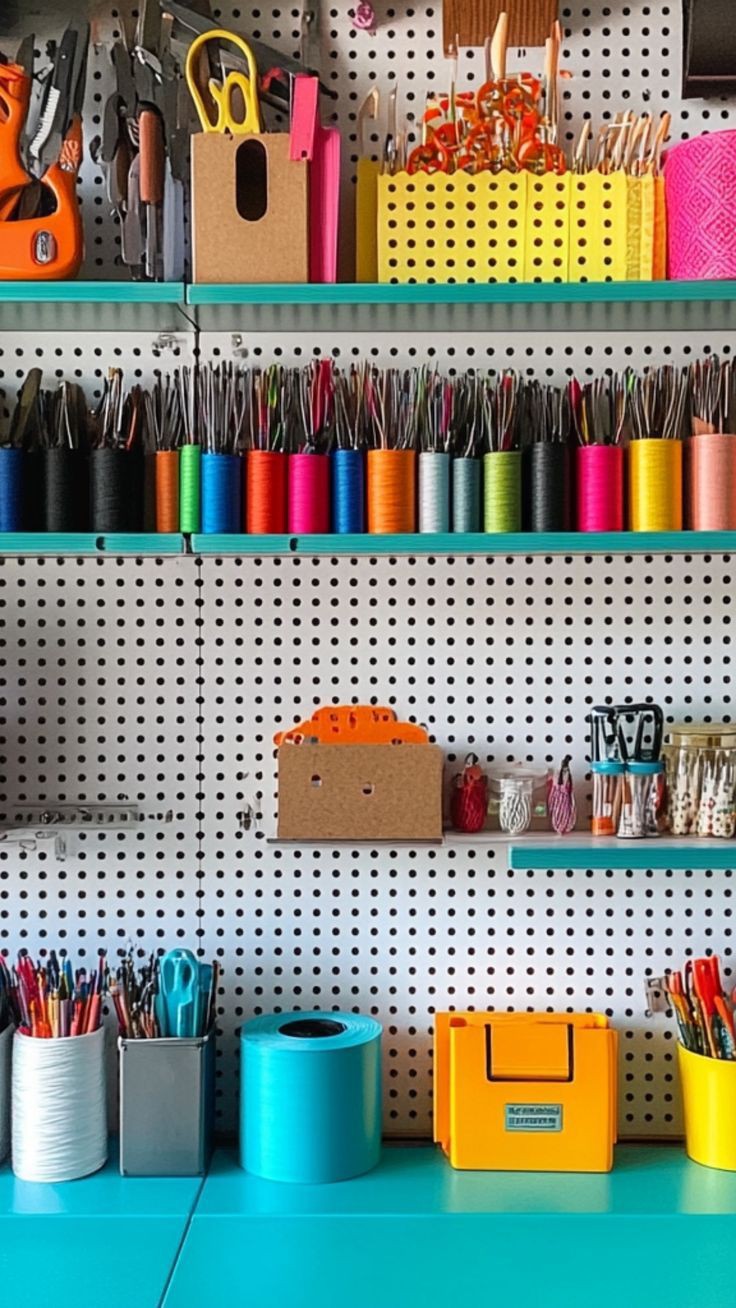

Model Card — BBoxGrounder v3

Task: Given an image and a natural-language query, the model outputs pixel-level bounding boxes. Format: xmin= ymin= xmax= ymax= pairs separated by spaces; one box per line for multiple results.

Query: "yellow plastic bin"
xmin=678 ymin=1041 xmax=736 ymax=1170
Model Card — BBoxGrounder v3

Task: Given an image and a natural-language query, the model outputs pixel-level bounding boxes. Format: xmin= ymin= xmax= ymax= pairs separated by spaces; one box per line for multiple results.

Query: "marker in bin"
xmin=1 ymin=948 xmax=105 ymax=1038
xmin=665 ymin=956 xmax=736 ymax=1059
xmin=110 ymin=948 xmax=218 ymax=1039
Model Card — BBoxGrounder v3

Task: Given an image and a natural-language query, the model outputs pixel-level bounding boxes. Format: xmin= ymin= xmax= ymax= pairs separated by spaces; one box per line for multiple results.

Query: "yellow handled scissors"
xmin=185 ymin=29 xmax=262 ymax=135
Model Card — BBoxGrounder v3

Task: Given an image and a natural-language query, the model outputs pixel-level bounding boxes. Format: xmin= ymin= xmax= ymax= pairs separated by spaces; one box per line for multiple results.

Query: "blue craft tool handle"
xmin=159 ymin=948 xmax=199 ymax=1038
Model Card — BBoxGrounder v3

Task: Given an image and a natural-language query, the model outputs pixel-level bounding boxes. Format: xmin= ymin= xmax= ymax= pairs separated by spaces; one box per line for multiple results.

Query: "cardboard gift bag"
xmin=191 ymin=133 xmax=309 ymax=283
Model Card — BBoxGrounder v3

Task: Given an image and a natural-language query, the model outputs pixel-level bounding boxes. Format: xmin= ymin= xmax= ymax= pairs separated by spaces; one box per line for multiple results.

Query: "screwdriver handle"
xmin=139 ymin=105 xmax=165 ymax=207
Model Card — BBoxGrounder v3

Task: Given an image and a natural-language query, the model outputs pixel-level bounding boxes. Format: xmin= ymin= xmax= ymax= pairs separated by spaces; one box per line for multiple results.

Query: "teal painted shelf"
xmin=192 ymin=530 xmax=736 ymax=556
xmin=186 ymin=279 xmax=736 ymax=305
xmin=507 ymin=834 xmax=735 ymax=869
xmin=165 ymin=1144 xmax=736 ymax=1308
xmin=0 ymin=280 xmax=185 ymax=303
xmin=0 ymin=533 xmax=183 ymax=555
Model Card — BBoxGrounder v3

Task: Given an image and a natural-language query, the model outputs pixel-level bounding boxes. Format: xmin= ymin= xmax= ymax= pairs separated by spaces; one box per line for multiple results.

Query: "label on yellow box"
xmin=505 ymin=1104 xmax=563 ymax=1132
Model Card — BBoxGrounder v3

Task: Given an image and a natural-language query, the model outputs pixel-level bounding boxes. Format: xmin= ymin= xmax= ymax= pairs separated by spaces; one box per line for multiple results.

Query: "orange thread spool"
xmin=246 ymin=450 xmax=287 ymax=533
xmin=155 ymin=450 xmax=180 ymax=532
xmin=687 ymin=433 xmax=736 ymax=529
xmin=367 ymin=449 xmax=416 ymax=533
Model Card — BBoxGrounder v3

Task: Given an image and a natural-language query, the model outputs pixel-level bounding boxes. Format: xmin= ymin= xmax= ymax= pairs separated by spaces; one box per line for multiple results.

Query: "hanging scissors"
xmin=185 ymin=29 xmax=262 ymax=135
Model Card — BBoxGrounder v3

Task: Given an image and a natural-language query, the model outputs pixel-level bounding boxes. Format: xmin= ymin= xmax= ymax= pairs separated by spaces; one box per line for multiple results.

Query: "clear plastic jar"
xmin=696 ymin=748 xmax=736 ymax=838
xmin=663 ymin=744 xmax=702 ymax=835
xmin=591 ymin=762 xmax=624 ymax=836
xmin=496 ymin=777 xmax=534 ymax=835
xmin=618 ymin=762 xmax=663 ymax=839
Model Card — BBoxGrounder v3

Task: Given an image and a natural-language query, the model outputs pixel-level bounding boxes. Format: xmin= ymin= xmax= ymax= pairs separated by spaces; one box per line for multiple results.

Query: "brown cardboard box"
xmin=191 ymin=133 xmax=309 ymax=283
xmin=442 ymin=0 xmax=557 ymax=51
xmin=277 ymin=743 xmax=444 ymax=841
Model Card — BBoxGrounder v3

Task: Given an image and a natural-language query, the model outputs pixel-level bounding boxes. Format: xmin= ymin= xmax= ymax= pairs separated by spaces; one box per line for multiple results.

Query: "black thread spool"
xmin=524 ymin=444 xmax=570 ymax=532
xmin=43 ymin=449 xmax=89 ymax=531
xmin=89 ymin=449 xmax=143 ymax=532
xmin=22 ymin=451 xmax=44 ymax=531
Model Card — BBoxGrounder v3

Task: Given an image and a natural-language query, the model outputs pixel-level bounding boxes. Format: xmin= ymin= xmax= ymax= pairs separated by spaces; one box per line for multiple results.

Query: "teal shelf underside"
xmin=507 ymin=837 xmax=736 ymax=870
xmin=192 ymin=530 xmax=736 ymax=555
xmin=185 ymin=278 xmax=736 ymax=306
xmin=0 ymin=280 xmax=185 ymax=303
xmin=0 ymin=533 xmax=183 ymax=555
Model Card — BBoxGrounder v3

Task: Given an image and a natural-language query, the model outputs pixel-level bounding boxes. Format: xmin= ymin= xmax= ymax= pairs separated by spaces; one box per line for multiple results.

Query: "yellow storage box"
xmin=434 ymin=1011 xmax=617 ymax=1172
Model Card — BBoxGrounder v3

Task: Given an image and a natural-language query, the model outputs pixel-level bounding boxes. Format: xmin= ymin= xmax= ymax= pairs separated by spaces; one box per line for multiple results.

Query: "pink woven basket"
xmin=665 ymin=131 xmax=736 ymax=280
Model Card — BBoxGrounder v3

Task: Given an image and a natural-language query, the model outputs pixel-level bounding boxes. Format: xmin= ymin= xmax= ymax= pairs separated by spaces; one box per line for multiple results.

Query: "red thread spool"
xmin=288 ymin=454 xmax=330 ymax=533
xmin=246 ymin=451 xmax=287 ymax=533
xmin=576 ymin=445 xmax=624 ymax=532
xmin=687 ymin=433 xmax=736 ymax=530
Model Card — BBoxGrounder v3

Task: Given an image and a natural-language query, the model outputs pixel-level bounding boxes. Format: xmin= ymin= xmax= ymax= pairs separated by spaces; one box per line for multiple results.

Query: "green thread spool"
xmin=179 ymin=443 xmax=201 ymax=533
xmin=483 ymin=451 xmax=521 ymax=532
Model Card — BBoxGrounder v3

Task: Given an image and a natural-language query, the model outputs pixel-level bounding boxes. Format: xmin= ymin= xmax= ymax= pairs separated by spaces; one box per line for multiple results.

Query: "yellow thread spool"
xmin=628 ymin=438 xmax=683 ymax=531
xmin=678 ymin=1042 xmax=736 ymax=1170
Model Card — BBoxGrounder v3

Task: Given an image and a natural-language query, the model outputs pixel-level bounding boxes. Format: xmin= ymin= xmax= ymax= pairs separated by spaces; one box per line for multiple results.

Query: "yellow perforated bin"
xmin=569 ymin=172 xmax=628 ymax=282
xmin=524 ymin=173 xmax=571 ymax=282
xmin=378 ymin=171 xmax=528 ymax=284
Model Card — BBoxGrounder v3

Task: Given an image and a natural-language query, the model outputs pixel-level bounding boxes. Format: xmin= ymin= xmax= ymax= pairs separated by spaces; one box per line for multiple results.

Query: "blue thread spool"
xmin=201 ymin=453 xmax=242 ymax=534
xmin=0 ymin=448 xmax=24 ymax=532
xmin=332 ymin=449 xmax=365 ymax=533
xmin=452 ymin=457 xmax=481 ymax=532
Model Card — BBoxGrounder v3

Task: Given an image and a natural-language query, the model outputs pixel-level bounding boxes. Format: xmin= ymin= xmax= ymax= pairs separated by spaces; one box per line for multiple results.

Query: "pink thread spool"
xmin=688 ymin=433 xmax=736 ymax=530
xmin=288 ymin=454 xmax=330 ymax=533
xmin=576 ymin=446 xmax=624 ymax=532
xmin=665 ymin=132 xmax=736 ymax=280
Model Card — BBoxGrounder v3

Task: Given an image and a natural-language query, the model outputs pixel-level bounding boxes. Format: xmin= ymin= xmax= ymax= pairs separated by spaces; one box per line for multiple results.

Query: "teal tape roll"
xmin=240 ymin=1011 xmax=382 ymax=1183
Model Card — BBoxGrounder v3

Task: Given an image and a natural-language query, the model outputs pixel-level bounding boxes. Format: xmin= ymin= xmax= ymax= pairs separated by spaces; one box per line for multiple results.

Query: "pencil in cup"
xmin=628 ymin=438 xmax=683 ymax=531
xmin=678 ymin=1042 xmax=736 ymax=1170
xmin=366 ymin=449 xmax=417 ymax=534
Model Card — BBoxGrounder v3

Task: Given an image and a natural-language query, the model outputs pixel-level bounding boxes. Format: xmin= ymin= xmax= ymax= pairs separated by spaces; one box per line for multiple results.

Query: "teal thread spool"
xmin=483 ymin=451 xmax=521 ymax=532
xmin=452 ymin=457 xmax=481 ymax=532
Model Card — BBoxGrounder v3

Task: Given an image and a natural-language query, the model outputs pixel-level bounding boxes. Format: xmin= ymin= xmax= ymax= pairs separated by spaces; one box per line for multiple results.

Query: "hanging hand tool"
xmin=139 ymin=103 xmax=165 ymax=279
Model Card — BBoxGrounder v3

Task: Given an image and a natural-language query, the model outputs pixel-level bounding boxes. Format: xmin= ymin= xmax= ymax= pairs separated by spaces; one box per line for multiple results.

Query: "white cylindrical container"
xmin=0 ymin=1023 xmax=11 ymax=1163
xmin=12 ymin=1026 xmax=107 ymax=1182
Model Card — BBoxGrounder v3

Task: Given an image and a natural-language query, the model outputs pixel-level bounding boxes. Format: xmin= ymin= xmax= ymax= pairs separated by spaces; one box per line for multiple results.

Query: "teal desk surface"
xmin=165 ymin=1144 xmax=736 ymax=1308
xmin=0 ymin=1145 xmax=201 ymax=1308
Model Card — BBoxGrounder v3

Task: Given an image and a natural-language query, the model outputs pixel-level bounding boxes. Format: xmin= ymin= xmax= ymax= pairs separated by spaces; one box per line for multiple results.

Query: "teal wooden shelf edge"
xmin=509 ymin=837 xmax=735 ymax=869
xmin=0 ymin=533 xmax=183 ymax=555
xmin=192 ymin=530 xmax=736 ymax=555
xmin=186 ymin=278 xmax=736 ymax=306
xmin=0 ymin=281 xmax=185 ymax=303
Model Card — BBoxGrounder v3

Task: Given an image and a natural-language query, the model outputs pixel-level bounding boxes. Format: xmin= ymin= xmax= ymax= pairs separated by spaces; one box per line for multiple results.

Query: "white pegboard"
xmin=2 ymin=1 xmax=735 ymax=278
xmin=197 ymin=550 xmax=736 ymax=1138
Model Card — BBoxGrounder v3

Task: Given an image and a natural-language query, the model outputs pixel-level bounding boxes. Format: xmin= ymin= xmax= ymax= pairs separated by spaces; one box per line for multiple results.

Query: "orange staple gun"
xmin=0 ymin=26 xmax=88 ymax=280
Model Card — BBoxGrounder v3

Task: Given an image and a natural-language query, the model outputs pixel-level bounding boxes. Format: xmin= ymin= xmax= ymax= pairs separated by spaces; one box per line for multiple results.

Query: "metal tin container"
xmin=118 ymin=1029 xmax=215 ymax=1176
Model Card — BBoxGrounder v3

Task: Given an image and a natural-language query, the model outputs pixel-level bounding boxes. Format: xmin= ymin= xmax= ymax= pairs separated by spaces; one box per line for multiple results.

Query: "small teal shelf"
xmin=186 ymin=279 xmax=736 ymax=305
xmin=0 ymin=533 xmax=183 ymax=555
xmin=0 ymin=280 xmax=185 ymax=303
xmin=192 ymin=530 xmax=736 ymax=556
xmin=508 ymin=835 xmax=735 ymax=870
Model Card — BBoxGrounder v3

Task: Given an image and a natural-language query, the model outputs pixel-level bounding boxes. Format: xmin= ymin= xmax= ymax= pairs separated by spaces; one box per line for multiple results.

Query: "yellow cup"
xmin=678 ymin=1042 xmax=736 ymax=1170
xmin=628 ymin=438 xmax=683 ymax=531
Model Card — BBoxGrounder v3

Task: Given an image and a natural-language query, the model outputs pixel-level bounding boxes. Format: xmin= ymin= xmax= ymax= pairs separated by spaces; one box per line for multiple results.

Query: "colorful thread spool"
xmin=0 ymin=448 xmax=23 ymax=533
xmin=483 ymin=451 xmax=521 ymax=532
xmin=246 ymin=450 xmax=287 ymax=534
xmin=525 ymin=444 xmax=569 ymax=532
xmin=43 ymin=449 xmax=88 ymax=532
xmin=155 ymin=450 xmax=180 ymax=533
xmin=629 ymin=439 xmax=682 ymax=532
xmin=576 ymin=445 xmax=624 ymax=532
xmin=366 ymin=449 xmax=416 ymax=534
xmin=687 ymin=433 xmax=736 ymax=530
xmin=452 ymin=457 xmax=481 ymax=532
xmin=89 ymin=449 xmax=142 ymax=533
xmin=201 ymin=453 xmax=242 ymax=534
xmin=418 ymin=452 xmax=451 ymax=533
xmin=23 ymin=451 xmax=44 ymax=531
xmin=179 ymin=443 xmax=201 ymax=533
xmin=332 ymin=449 xmax=365 ymax=533
xmin=288 ymin=454 xmax=330 ymax=534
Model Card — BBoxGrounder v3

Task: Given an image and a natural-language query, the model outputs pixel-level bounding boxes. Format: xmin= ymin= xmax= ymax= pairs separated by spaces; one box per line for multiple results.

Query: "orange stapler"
xmin=0 ymin=27 xmax=87 ymax=280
